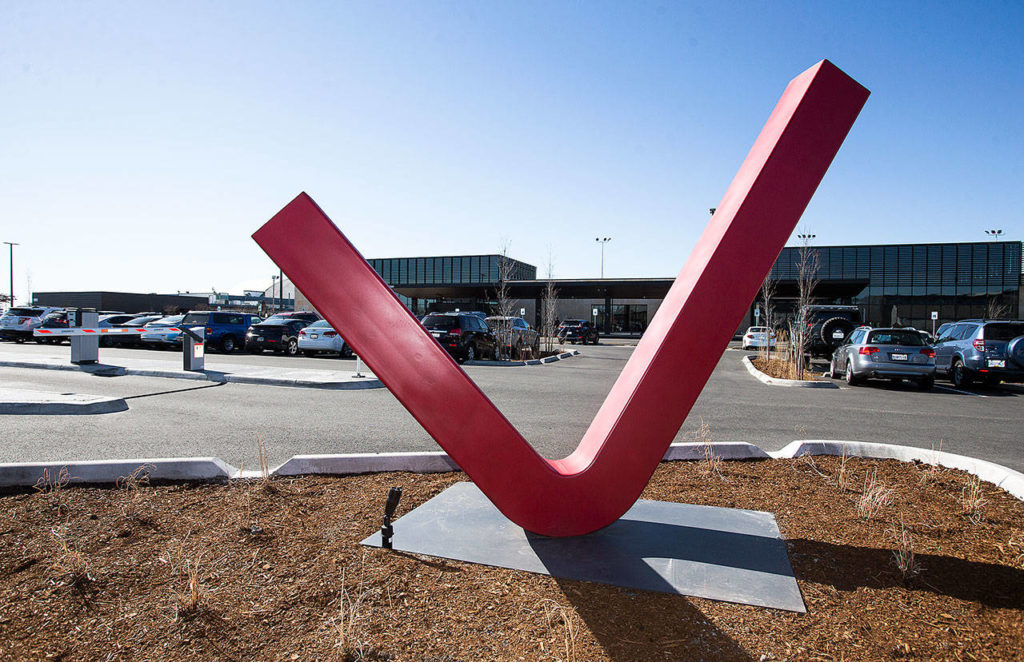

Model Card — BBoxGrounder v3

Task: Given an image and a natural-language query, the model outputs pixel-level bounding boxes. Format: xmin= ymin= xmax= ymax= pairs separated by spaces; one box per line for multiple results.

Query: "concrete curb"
xmin=0 ymin=356 xmax=383 ymax=390
xmin=741 ymin=356 xmax=838 ymax=388
xmin=0 ymin=457 xmax=235 ymax=488
xmin=770 ymin=440 xmax=1024 ymax=501
xmin=2 ymin=442 xmax=1020 ymax=504
xmin=0 ymin=389 xmax=129 ymax=415
xmin=464 ymin=350 xmax=580 ymax=367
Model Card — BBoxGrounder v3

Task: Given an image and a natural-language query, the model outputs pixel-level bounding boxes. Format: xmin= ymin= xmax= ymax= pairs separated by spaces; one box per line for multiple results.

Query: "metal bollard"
xmin=353 ymin=354 xmax=365 ymax=378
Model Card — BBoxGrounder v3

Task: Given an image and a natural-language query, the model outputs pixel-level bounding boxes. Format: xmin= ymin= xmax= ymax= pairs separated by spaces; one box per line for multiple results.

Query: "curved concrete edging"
xmin=0 ymin=388 xmax=128 ymax=415
xmin=741 ymin=355 xmax=838 ymax=388
xmin=1 ymin=441 xmax=1020 ymax=503
xmin=464 ymin=350 xmax=580 ymax=367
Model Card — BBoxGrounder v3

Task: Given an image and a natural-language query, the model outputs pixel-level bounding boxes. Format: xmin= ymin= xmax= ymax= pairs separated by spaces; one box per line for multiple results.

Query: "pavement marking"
xmin=933 ymin=384 xmax=987 ymax=398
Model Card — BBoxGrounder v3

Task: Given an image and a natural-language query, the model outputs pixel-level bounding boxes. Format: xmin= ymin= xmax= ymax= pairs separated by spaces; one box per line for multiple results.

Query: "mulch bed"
xmin=751 ymin=357 xmax=824 ymax=382
xmin=2 ymin=457 xmax=1022 ymax=661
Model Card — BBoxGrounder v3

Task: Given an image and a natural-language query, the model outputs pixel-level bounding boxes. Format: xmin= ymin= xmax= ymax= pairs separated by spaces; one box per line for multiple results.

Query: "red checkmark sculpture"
xmin=253 ymin=60 xmax=868 ymax=537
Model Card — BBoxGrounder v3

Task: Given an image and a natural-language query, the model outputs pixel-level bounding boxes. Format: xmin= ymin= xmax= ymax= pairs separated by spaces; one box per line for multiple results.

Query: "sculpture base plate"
xmin=361 ymin=482 xmax=805 ymax=612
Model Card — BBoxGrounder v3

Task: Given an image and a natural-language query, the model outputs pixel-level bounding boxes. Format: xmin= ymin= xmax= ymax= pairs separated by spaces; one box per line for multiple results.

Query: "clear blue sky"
xmin=2 ymin=1 xmax=1022 ymax=303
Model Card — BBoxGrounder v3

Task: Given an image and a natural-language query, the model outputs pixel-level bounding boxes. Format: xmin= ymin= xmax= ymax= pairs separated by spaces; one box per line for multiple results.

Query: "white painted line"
xmin=933 ymin=384 xmax=987 ymax=397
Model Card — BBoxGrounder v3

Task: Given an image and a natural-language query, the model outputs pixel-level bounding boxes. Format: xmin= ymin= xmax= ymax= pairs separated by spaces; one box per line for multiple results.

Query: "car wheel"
xmin=286 ymin=339 xmax=298 ymax=356
xmin=220 ymin=335 xmax=236 ymax=353
xmin=951 ymin=359 xmax=971 ymax=389
xmin=845 ymin=364 xmax=861 ymax=386
xmin=465 ymin=344 xmax=476 ymax=362
xmin=829 ymin=357 xmax=841 ymax=379
xmin=340 ymin=343 xmax=353 ymax=359
xmin=918 ymin=376 xmax=934 ymax=390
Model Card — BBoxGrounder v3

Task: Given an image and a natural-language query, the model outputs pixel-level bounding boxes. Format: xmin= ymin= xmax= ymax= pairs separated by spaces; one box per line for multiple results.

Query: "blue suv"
xmin=180 ymin=311 xmax=262 ymax=353
xmin=933 ymin=319 xmax=1024 ymax=388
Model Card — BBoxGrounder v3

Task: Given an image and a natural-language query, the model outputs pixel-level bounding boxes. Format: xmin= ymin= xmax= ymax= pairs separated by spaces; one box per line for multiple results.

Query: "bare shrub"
xmin=538 ymin=598 xmax=579 ymax=662
xmin=33 ymin=466 xmax=73 ymax=520
xmin=886 ymin=516 xmax=921 ymax=582
xmin=960 ymin=475 xmax=987 ymax=525
xmin=918 ymin=441 xmax=944 ymax=485
xmin=857 ymin=469 xmax=893 ymax=519
xmin=789 ymin=233 xmax=820 ymax=380
xmin=492 ymin=239 xmax=518 ymax=360
xmin=257 ymin=435 xmax=276 ymax=493
xmin=160 ymin=538 xmax=211 ymax=618
xmin=1006 ymin=530 xmax=1024 ymax=569
xmin=541 ymin=251 xmax=560 ymax=355
xmin=331 ymin=556 xmax=377 ymax=659
xmin=835 ymin=445 xmax=855 ymax=493
xmin=48 ymin=525 xmax=91 ymax=587
xmin=694 ymin=419 xmax=724 ymax=480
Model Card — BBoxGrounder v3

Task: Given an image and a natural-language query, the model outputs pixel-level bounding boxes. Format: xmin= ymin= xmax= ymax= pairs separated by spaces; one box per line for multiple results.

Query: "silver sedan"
xmin=297 ymin=320 xmax=352 ymax=358
xmin=830 ymin=326 xmax=935 ymax=390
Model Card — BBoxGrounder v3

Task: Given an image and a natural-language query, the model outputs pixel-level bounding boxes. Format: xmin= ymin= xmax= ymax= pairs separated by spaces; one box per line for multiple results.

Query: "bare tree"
xmin=986 ymin=295 xmax=1010 ymax=320
xmin=492 ymin=240 xmax=518 ymax=360
xmin=541 ymin=250 xmax=560 ymax=355
xmin=789 ymin=234 xmax=820 ymax=380
xmin=758 ymin=271 xmax=778 ymax=362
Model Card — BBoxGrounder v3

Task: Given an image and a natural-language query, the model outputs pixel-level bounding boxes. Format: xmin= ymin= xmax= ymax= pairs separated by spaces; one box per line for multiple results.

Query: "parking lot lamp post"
xmin=271 ymin=275 xmax=278 ymax=312
xmin=279 ymin=268 xmax=283 ymax=312
xmin=595 ymin=237 xmax=611 ymax=278
xmin=984 ymin=229 xmax=1003 ymax=238
xmin=3 ymin=242 xmax=17 ymax=308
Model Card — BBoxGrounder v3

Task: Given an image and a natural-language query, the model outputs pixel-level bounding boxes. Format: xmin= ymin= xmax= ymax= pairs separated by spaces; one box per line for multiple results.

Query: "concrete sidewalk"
xmin=0 ymin=350 xmax=383 ymax=390
xmin=0 ymin=388 xmax=129 ymax=415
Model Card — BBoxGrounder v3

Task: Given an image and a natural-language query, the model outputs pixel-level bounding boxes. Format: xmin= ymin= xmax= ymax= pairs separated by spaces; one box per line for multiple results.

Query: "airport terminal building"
xmin=295 ymin=240 xmax=1022 ymax=334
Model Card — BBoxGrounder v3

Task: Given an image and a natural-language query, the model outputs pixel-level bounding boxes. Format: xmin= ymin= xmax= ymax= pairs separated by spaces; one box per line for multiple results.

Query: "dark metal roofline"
xmin=781 ymin=239 xmax=1021 ymax=250
xmin=369 ymin=253 xmax=536 ymax=265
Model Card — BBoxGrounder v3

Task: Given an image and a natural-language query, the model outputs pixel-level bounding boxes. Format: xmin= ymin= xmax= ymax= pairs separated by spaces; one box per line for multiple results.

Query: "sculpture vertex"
xmin=253 ymin=59 xmax=869 ymax=536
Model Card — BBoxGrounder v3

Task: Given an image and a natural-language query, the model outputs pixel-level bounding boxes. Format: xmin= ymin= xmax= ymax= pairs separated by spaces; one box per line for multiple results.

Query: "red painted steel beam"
xmin=253 ymin=59 xmax=869 ymax=537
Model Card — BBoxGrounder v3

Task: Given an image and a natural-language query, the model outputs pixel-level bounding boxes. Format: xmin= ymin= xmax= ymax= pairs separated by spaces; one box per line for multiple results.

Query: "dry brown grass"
xmin=857 ymin=468 xmax=893 ymax=519
xmin=836 ymin=445 xmax=856 ymax=492
xmin=117 ymin=464 xmax=155 ymax=523
xmin=538 ymin=598 xmax=579 ymax=662
xmin=32 ymin=466 xmax=72 ymax=521
xmin=961 ymin=474 xmax=987 ymax=524
xmin=48 ymin=525 xmax=91 ymax=587
xmin=693 ymin=419 xmax=724 ymax=480
xmin=886 ymin=516 xmax=921 ymax=583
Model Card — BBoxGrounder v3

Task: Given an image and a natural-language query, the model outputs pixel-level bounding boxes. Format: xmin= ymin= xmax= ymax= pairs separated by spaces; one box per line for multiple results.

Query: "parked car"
xmin=91 ymin=314 xmax=138 ymax=347
xmin=741 ymin=326 xmax=777 ymax=350
xmin=485 ymin=316 xmax=540 ymax=359
xmin=557 ymin=319 xmax=599 ymax=345
xmin=180 ymin=311 xmax=262 ymax=353
xmin=36 ymin=310 xmax=70 ymax=343
xmin=140 ymin=314 xmax=186 ymax=349
xmin=829 ymin=326 xmax=935 ymax=389
xmin=933 ymin=319 xmax=1024 ymax=388
xmin=297 ymin=320 xmax=352 ymax=357
xmin=802 ymin=305 xmax=861 ymax=357
xmin=262 ymin=311 xmax=322 ymax=325
xmin=0 ymin=306 xmax=63 ymax=342
xmin=107 ymin=315 xmax=164 ymax=348
xmin=245 ymin=318 xmax=312 ymax=355
xmin=422 ymin=312 xmax=496 ymax=363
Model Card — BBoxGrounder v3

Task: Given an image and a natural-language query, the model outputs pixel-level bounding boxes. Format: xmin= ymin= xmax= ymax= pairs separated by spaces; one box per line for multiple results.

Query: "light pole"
xmin=3 ymin=242 xmax=17 ymax=308
xmin=797 ymin=233 xmax=816 ymax=243
xmin=271 ymin=275 xmax=278 ymax=313
xmin=595 ymin=237 xmax=611 ymax=278
xmin=279 ymin=268 xmax=284 ymax=311
xmin=984 ymin=229 xmax=1004 ymax=239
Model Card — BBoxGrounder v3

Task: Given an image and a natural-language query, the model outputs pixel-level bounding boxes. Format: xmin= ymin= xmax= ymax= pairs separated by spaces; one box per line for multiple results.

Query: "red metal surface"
xmin=253 ymin=60 xmax=869 ymax=537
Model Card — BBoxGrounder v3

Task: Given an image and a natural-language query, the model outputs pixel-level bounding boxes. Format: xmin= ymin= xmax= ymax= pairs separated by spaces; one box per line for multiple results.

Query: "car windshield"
xmin=153 ymin=315 xmax=184 ymax=325
xmin=423 ymin=315 xmax=458 ymax=329
xmin=749 ymin=327 xmax=767 ymax=332
xmin=8 ymin=308 xmax=44 ymax=316
xmin=561 ymin=321 xmax=583 ymax=327
xmin=866 ymin=330 xmax=925 ymax=346
xmin=307 ymin=320 xmax=331 ymax=328
xmin=985 ymin=323 xmax=1024 ymax=341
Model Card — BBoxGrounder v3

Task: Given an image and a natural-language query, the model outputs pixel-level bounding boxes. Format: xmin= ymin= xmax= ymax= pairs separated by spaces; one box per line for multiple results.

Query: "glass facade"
xmin=367 ymin=255 xmax=536 ymax=287
xmin=769 ymin=241 xmax=1021 ymax=328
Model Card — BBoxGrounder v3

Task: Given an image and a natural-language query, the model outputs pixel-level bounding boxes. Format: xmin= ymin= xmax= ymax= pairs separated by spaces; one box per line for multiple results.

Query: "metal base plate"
xmin=361 ymin=482 xmax=805 ymax=612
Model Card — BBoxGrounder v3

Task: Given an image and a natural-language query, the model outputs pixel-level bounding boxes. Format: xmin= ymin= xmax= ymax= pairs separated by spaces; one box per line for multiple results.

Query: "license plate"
xmin=832 ymin=330 xmax=845 ymax=339
xmin=431 ymin=332 xmax=443 ymax=338
xmin=890 ymin=353 xmax=908 ymax=361
xmin=255 ymin=336 xmax=263 ymax=342
xmin=989 ymin=359 xmax=1005 ymax=368
xmin=310 ymin=334 xmax=318 ymax=339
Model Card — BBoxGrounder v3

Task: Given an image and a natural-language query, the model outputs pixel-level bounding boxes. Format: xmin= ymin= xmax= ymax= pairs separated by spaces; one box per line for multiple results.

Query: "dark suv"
xmin=180 ymin=311 xmax=262 ymax=353
xmin=933 ymin=319 xmax=1024 ymax=388
xmin=245 ymin=318 xmax=312 ymax=355
xmin=422 ymin=313 xmax=496 ymax=363
xmin=802 ymin=305 xmax=861 ymax=357
xmin=557 ymin=319 xmax=599 ymax=345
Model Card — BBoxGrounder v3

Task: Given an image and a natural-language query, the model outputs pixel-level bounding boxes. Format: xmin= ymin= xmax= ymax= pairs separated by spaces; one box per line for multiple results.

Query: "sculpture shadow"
xmin=789 ymin=538 xmax=1024 ymax=609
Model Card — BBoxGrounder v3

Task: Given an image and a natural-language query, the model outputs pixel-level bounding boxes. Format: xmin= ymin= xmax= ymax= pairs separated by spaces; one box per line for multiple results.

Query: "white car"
xmin=140 ymin=314 xmax=186 ymax=349
xmin=0 ymin=306 xmax=63 ymax=342
xmin=741 ymin=326 xmax=777 ymax=350
xmin=298 ymin=320 xmax=352 ymax=358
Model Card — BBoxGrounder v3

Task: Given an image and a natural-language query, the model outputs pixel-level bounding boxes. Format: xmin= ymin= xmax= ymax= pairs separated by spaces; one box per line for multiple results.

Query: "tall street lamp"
xmin=3 ymin=242 xmax=18 ymax=308
xmin=797 ymin=233 xmax=816 ymax=243
xmin=984 ymin=229 xmax=1004 ymax=238
xmin=271 ymin=275 xmax=279 ymax=312
xmin=595 ymin=237 xmax=611 ymax=278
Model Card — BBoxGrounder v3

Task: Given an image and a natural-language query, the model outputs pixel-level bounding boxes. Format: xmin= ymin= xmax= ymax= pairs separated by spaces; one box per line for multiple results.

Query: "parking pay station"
xmin=181 ymin=326 xmax=205 ymax=371
xmin=68 ymin=308 xmax=99 ymax=364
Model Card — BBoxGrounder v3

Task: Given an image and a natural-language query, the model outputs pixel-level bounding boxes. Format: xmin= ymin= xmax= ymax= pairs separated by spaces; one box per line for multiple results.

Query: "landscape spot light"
xmin=381 ymin=486 xmax=403 ymax=549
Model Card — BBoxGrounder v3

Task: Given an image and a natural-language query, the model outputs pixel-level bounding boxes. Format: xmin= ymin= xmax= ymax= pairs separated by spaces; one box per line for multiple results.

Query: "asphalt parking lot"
xmin=1 ymin=341 xmax=1021 ymax=472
